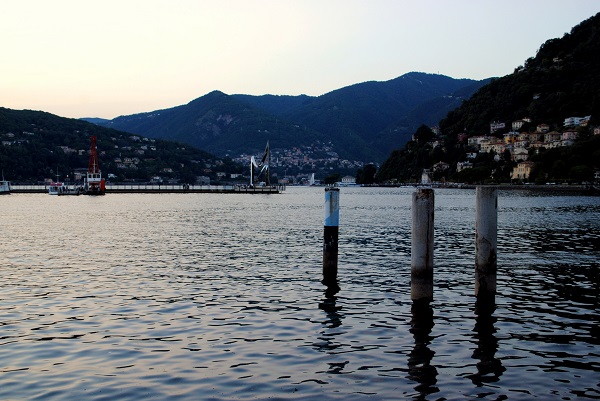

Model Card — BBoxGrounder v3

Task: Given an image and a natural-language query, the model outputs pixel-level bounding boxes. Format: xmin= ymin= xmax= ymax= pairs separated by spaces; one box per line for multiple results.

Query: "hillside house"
xmin=59 ymin=146 xmax=77 ymax=154
xmin=528 ymin=132 xmax=545 ymax=142
xmin=457 ymin=161 xmax=473 ymax=172
xmin=511 ymin=161 xmax=535 ymax=181
xmin=536 ymin=124 xmax=550 ymax=133
xmin=512 ymin=120 xmax=526 ymax=131
xmin=340 ymin=175 xmax=356 ymax=184
xmin=503 ymin=132 xmax=519 ymax=144
xmin=468 ymin=136 xmax=488 ymax=147
xmin=490 ymin=121 xmax=506 ymax=133
xmin=564 ymin=115 xmax=591 ymax=127
xmin=544 ymin=131 xmax=562 ymax=143
xmin=513 ymin=140 xmax=529 ymax=148
xmin=432 ymin=161 xmax=450 ymax=173
xmin=562 ymin=131 xmax=578 ymax=140
xmin=513 ymin=147 xmax=529 ymax=162
xmin=480 ymin=137 xmax=503 ymax=153
xmin=529 ymin=141 xmax=546 ymax=152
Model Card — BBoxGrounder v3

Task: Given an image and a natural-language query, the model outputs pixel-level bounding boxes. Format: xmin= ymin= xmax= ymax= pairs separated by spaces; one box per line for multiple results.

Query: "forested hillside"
xmin=376 ymin=12 xmax=600 ymax=184
xmin=103 ymin=91 xmax=322 ymax=158
xmin=95 ymin=73 xmax=489 ymax=162
xmin=0 ymin=108 xmax=242 ymax=183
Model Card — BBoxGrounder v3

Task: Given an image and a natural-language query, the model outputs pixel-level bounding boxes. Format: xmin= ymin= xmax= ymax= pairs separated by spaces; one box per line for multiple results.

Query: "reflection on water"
xmin=408 ymin=300 xmax=438 ymax=398
xmin=469 ymin=297 xmax=505 ymax=386
xmin=0 ymin=188 xmax=599 ymax=400
xmin=317 ymin=292 xmax=345 ymax=373
xmin=316 ymin=291 xmax=344 ymax=354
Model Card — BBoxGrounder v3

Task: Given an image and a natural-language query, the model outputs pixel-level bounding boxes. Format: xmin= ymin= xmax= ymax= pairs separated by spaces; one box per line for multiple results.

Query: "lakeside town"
xmin=231 ymin=140 xmax=365 ymax=185
xmin=424 ymin=115 xmax=599 ymax=184
xmin=3 ymin=117 xmax=599 ymax=188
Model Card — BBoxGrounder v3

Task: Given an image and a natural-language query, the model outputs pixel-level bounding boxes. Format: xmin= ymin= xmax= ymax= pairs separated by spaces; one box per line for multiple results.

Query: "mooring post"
xmin=323 ymin=187 xmax=340 ymax=290
xmin=411 ymin=188 xmax=434 ymax=301
xmin=475 ymin=186 xmax=497 ymax=297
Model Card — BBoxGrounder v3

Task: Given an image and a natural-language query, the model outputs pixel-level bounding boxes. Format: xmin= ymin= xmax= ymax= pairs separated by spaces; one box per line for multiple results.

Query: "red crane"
xmin=88 ymin=135 xmax=100 ymax=174
xmin=84 ymin=135 xmax=105 ymax=195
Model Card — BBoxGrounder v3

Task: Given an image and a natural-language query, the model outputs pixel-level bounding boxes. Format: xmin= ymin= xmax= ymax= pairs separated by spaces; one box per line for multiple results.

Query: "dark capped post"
xmin=475 ymin=186 xmax=498 ymax=298
xmin=323 ymin=187 xmax=340 ymax=290
xmin=411 ymin=188 xmax=434 ymax=301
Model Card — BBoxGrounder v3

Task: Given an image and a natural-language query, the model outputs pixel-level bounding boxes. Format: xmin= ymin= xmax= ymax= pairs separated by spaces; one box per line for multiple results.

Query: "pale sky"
xmin=1 ymin=0 xmax=598 ymax=119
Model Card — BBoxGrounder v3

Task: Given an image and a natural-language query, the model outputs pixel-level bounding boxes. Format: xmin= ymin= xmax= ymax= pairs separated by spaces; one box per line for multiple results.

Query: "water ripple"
xmin=0 ymin=189 xmax=598 ymax=400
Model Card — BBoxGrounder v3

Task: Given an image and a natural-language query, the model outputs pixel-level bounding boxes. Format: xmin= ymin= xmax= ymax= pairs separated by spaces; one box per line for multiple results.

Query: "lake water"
xmin=1 ymin=187 xmax=598 ymax=400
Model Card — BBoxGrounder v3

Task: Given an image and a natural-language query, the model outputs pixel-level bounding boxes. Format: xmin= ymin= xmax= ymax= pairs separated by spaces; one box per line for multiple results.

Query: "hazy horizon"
xmin=2 ymin=0 xmax=598 ymax=119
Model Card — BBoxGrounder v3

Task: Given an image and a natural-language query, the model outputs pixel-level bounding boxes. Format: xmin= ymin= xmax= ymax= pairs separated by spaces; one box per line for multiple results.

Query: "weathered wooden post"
xmin=411 ymin=188 xmax=434 ymax=301
xmin=475 ymin=186 xmax=497 ymax=297
xmin=323 ymin=187 xmax=340 ymax=290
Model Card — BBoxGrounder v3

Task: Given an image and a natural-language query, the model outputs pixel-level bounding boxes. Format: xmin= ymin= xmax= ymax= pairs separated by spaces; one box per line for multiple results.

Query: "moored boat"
xmin=0 ymin=179 xmax=10 ymax=194
xmin=48 ymin=181 xmax=82 ymax=196
xmin=48 ymin=182 xmax=64 ymax=195
xmin=83 ymin=136 xmax=106 ymax=195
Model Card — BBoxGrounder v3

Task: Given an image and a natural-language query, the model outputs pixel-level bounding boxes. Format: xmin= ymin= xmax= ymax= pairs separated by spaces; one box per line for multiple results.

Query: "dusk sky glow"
xmin=2 ymin=0 xmax=598 ymax=119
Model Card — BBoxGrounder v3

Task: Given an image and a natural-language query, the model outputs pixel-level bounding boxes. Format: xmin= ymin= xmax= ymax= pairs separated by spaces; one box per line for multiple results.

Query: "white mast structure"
xmin=250 ymin=141 xmax=270 ymax=187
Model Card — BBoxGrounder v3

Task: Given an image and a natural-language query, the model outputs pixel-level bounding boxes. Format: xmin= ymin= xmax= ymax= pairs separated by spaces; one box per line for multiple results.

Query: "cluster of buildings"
xmin=442 ymin=115 xmax=594 ymax=181
xmin=232 ymin=141 xmax=365 ymax=184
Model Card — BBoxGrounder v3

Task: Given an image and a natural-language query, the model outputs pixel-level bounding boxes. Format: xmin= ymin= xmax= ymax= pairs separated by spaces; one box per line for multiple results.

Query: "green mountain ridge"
xmin=93 ymin=72 xmax=490 ymax=162
xmin=102 ymin=90 xmax=322 ymax=158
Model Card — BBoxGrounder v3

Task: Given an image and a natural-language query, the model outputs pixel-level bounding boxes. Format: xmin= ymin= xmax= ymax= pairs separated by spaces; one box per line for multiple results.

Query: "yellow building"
xmin=511 ymin=161 xmax=535 ymax=181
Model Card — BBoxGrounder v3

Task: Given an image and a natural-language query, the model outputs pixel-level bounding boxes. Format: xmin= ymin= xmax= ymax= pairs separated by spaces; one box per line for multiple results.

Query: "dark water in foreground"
xmin=1 ymin=187 xmax=598 ymax=400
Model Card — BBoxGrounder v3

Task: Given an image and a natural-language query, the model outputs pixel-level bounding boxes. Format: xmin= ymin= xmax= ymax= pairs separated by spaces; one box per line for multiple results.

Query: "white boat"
xmin=421 ymin=169 xmax=432 ymax=185
xmin=48 ymin=182 xmax=82 ymax=196
xmin=48 ymin=182 xmax=64 ymax=195
xmin=49 ymin=168 xmax=82 ymax=196
xmin=0 ymin=179 xmax=10 ymax=194
xmin=0 ymin=171 xmax=10 ymax=194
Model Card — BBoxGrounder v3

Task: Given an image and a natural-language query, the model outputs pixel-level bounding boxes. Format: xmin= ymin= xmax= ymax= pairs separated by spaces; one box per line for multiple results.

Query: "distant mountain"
xmin=95 ymin=72 xmax=490 ymax=162
xmin=101 ymin=90 xmax=323 ymax=158
xmin=376 ymin=12 xmax=600 ymax=184
xmin=80 ymin=117 xmax=110 ymax=125
xmin=0 ymin=108 xmax=243 ymax=183
xmin=231 ymin=94 xmax=313 ymax=116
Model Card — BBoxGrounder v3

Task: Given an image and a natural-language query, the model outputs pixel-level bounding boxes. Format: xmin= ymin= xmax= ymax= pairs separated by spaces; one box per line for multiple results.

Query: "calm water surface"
xmin=1 ymin=187 xmax=598 ymax=400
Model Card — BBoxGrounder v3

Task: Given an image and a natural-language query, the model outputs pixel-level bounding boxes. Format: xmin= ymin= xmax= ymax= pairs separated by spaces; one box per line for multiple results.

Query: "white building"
xmin=512 ymin=120 xmax=526 ymax=131
xmin=341 ymin=175 xmax=356 ymax=184
xmin=563 ymin=131 xmax=579 ymax=140
xmin=564 ymin=116 xmax=591 ymax=127
xmin=513 ymin=147 xmax=529 ymax=162
xmin=457 ymin=161 xmax=473 ymax=172
xmin=490 ymin=121 xmax=506 ymax=133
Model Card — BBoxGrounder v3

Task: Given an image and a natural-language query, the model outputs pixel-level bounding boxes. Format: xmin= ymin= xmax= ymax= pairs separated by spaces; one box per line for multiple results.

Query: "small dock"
xmin=10 ymin=184 xmax=284 ymax=194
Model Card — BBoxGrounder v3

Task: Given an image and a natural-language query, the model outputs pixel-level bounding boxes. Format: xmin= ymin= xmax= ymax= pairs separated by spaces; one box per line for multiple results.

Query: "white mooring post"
xmin=323 ymin=187 xmax=340 ymax=289
xmin=475 ymin=186 xmax=498 ymax=297
xmin=411 ymin=188 xmax=434 ymax=301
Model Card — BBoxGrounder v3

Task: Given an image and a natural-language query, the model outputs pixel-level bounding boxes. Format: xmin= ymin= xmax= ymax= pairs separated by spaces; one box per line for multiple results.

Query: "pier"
xmin=9 ymin=184 xmax=284 ymax=194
